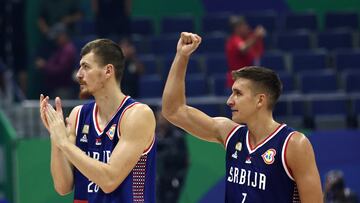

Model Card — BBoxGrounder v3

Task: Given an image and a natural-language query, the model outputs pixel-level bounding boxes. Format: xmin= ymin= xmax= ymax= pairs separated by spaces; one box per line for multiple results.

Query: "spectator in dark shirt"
xmin=155 ymin=109 xmax=189 ymax=203
xmin=36 ymin=24 xmax=77 ymax=99
xmin=92 ymin=0 xmax=131 ymax=38
xmin=119 ymin=38 xmax=144 ymax=98
xmin=324 ymin=170 xmax=359 ymax=203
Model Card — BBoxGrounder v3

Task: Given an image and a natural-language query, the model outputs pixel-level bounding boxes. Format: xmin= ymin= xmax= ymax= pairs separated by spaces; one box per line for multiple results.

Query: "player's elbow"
xmin=54 ymin=184 xmax=73 ymax=196
xmin=101 ymin=181 xmax=118 ymax=194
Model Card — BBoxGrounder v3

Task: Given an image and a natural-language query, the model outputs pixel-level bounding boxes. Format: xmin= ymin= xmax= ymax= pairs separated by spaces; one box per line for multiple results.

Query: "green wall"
xmin=180 ymin=134 xmax=225 ymax=203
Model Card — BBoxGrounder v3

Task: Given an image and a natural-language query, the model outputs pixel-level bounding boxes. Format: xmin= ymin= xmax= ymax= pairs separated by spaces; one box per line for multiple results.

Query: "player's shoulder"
xmin=213 ymin=117 xmax=243 ymax=143
xmin=287 ymin=131 xmax=313 ymax=153
xmin=122 ymin=103 xmax=155 ymax=123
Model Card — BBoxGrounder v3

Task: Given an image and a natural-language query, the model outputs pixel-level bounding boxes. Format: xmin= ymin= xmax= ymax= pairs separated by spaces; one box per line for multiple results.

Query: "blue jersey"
xmin=224 ymin=124 xmax=300 ymax=203
xmin=73 ymin=96 xmax=156 ymax=203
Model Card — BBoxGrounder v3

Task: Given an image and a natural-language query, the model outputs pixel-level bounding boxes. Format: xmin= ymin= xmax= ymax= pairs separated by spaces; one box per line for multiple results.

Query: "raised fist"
xmin=177 ymin=32 xmax=202 ymax=56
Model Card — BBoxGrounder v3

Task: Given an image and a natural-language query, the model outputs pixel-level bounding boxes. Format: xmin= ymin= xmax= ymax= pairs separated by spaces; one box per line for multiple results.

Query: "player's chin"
xmin=79 ymin=90 xmax=92 ymax=100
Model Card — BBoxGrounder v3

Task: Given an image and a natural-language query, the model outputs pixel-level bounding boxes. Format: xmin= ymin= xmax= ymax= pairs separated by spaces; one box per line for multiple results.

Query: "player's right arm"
xmin=162 ymin=32 xmax=237 ymax=144
xmin=40 ymin=95 xmax=78 ymax=195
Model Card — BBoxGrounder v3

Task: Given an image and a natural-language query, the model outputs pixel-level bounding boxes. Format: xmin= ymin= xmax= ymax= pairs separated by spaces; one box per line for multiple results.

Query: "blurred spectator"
xmin=38 ymin=0 xmax=82 ymax=38
xmin=37 ymin=0 xmax=82 ymax=58
xmin=92 ymin=0 xmax=131 ymax=38
xmin=35 ymin=24 xmax=77 ymax=99
xmin=324 ymin=170 xmax=359 ymax=203
xmin=119 ymin=38 xmax=144 ymax=98
xmin=225 ymin=16 xmax=265 ymax=87
xmin=155 ymin=109 xmax=189 ymax=203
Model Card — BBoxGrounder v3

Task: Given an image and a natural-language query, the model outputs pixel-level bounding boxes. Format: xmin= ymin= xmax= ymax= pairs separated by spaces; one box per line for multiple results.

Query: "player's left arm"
xmin=286 ymin=132 xmax=323 ymax=203
xmin=46 ymin=103 xmax=155 ymax=193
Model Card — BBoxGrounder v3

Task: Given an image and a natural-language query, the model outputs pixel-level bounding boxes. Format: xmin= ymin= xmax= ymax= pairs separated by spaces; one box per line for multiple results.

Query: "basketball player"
xmin=162 ymin=32 xmax=322 ymax=202
xmin=39 ymin=39 xmax=156 ymax=203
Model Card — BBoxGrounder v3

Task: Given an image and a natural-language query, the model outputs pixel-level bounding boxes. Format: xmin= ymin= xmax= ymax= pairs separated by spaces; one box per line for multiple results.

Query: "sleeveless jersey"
xmin=224 ymin=124 xmax=300 ymax=203
xmin=73 ymin=96 xmax=156 ymax=203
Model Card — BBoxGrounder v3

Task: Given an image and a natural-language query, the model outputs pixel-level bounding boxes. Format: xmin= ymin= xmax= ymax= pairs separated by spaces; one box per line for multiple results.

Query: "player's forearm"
xmin=50 ymin=140 xmax=74 ymax=195
xmin=60 ymin=141 xmax=120 ymax=193
xmin=162 ymin=53 xmax=189 ymax=118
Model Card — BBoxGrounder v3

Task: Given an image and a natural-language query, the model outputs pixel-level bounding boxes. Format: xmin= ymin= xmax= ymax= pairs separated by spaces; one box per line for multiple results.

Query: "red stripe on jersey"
xmin=117 ymin=102 xmax=140 ymax=137
xmin=94 ymin=96 xmax=129 ymax=133
xmin=224 ymin=125 xmax=240 ymax=148
xmin=248 ymin=123 xmax=284 ymax=151
xmin=284 ymin=131 xmax=297 ymax=178
xmin=74 ymin=200 xmax=88 ymax=203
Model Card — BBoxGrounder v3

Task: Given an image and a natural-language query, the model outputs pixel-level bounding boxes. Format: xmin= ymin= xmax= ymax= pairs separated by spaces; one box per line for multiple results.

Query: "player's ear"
xmin=256 ymin=93 xmax=266 ymax=108
xmin=105 ymin=64 xmax=114 ymax=78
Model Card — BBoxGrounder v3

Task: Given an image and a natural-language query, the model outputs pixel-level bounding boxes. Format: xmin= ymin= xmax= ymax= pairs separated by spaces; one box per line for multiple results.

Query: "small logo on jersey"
xmin=235 ymin=142 xmax=242 ymax=151
xmin=82 ymin=125 xmax=89 ymax=134
xmin=80 ymin=134 xmax=88 ymax=143
xmin=95 ymin=138 xmax=102 ymax=146
xmin=261 ymin=149 xmax=276 ymax=165
xmin=231 ymin=142 xmax=242 ymax=159
xmin=106 ymin=124 xmax=116 ymax=140
xmin=245 ymin=156 xmax=252 ymax=164
xmin=232 ymin=151 xmax=238 ymax=159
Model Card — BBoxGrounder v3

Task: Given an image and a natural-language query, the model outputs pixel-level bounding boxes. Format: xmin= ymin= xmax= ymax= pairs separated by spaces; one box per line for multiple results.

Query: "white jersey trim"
xmin=92 ymin=96 xmax=130 ymax=135
xmin=75 ymin=106 xmax=82 ymax=137
xmin=246 ymin=124 xmax=286 ymax=154
xmin=282 ymin=131 xmax=296 ymax=181
xmin=225 ymin=125 xmax=244 ymax=149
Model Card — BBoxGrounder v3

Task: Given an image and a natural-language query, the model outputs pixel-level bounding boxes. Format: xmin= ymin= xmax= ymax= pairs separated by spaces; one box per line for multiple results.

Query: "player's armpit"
xmin=286 ymin=132 xmax=323 ymax=203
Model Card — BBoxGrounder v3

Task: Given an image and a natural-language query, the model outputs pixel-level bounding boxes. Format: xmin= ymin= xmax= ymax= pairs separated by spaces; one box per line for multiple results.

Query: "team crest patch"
xmin=261 ymin=149 xmax=276 ymax=165
xmin=106 ymin=124 xmax=116 ymax=140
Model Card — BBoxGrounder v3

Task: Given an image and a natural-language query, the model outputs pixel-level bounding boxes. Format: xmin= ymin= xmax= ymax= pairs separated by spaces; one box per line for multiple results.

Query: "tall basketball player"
xmin=40 ymin=39 xmax=156 ymax=203
xmin=162 ymin=32 xmax=322 ymax=202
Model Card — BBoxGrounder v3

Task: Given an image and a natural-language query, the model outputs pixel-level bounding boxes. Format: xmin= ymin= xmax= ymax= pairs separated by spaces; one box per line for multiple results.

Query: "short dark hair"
xmin=232 ymin=66 xmax=282 ymax=110
xmin=80 ymin=39 xmax=125 ymax=84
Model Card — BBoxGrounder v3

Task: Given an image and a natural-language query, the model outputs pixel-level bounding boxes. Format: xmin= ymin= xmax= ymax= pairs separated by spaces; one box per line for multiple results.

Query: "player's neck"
xmin=94 ymin=85 xmax=125 ymax=121
xmin=247 ymin=116 xmax=280 ymax=147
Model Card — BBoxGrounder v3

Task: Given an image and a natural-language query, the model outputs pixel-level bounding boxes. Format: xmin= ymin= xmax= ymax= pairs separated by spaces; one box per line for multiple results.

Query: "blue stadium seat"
xmin=317 ymin=29 xmax=353 ymax=50
xmin=278 ymin=72 xmax=295 ymax=93
xmin=335 ymin=49 xmax=360 ymax=71
xmin=161 ymin=16 xmax=195 ymax=34
xmin=283 ymin=12 xmax=318 ymax=31
xmin=138 ymin=75 xmax=163 ymax=98
xmin=325 ymin=12 xmax=359 ymax=30
xmin=245 ymin=11 xmax=279 ymax=32
xmin=275 ymin=31 xmax=312 ymax=51
xmin=198 ymin=34 xmax=226 ymax=54
xmin=299 ymin=70 xmax=338 ymax=93
xmin=202 ymin=14 xmax=230 ymax=33
xmin=150 ymin=35 xmax=178 ymax=54
xmin=75 ymin=19 xmax=96 ymax=35
xmin=138 ymin=55 xmax=159 ymax=76
xmin=162 ymin=55 xmax=202 ymax=79
xmin=291 ymin=50 xmax=327 ymax=73
xmin=185 ymin=74 xmax=208 ymax=96
xmin=192 ymin=104 xmax=221 ymax=117
xmin=73 ymin=35 xmax=98 ymax=51
xmin=131 ymin=17 xmax=154 ymax=36
xmin=343 ymin=71 xmax=360 ymax=93
xmin=132 ymin=36 xmax=150 ymax=53
xmin=204 ymin=54 xmax=228 ymax=76
xmin=290 ymin=100 xmax=308 ymax=116
xmin=212 ymin=75 xmax=229 ymax=96
xmin=309 ymin=98 xmax=348 ymax=129
xmin=274 ymin=100 xmax=288 ymax=117
xmin=260 ymin=51 xmax=286 ymax=72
